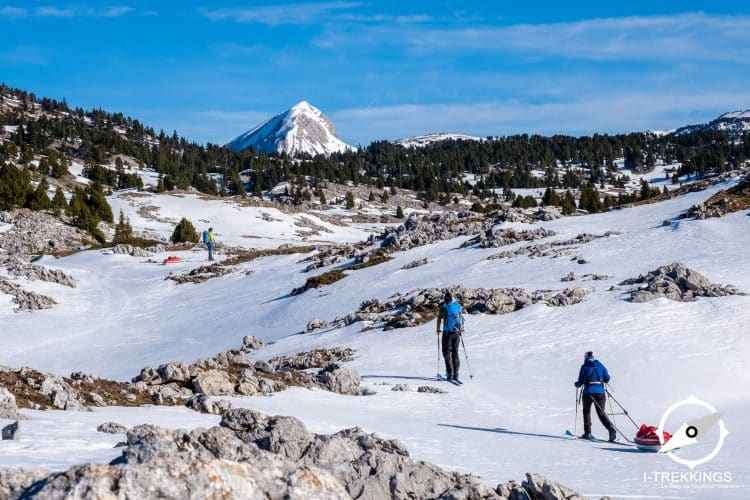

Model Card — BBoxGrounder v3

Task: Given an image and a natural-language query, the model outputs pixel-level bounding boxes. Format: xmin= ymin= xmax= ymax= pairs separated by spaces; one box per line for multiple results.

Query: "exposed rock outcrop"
xmin=685 ymin=176 xmax=750 ymax=219
xmin=2 ymin=256 xmax=76 ymax=287
xmin=0 ymin=387 xmax=21 ymax=420
xmin=461 ymin=228 xmax=555 ymax=249
xmin=621 ymin=263 xmax=742 ymax=303
xmin=401 ymin=257 xmax=430 ymax=269
xmin=0 ymin=277 xmax=56 ymax=311
xmin=97 ymin=422 xmax=128 ymax=434
xmin=329 ymin=285 xmax=587 ymax=331
xmin=488 ymin=232 xmax=620 ymax=261
xmin=306 ymin=317 xmax=329 ymax=332
xmin=220 ymin=408 xmax=496 ymax=499
xmin=380 ymin=212 xmax=496 ymax=251
xmin=269 ymin=347 xmax=356 ymax=371
xmin=0 ymin=409 xmax=594 ymax=499
xmin=0 ymin=209 xmax=89 ymax=256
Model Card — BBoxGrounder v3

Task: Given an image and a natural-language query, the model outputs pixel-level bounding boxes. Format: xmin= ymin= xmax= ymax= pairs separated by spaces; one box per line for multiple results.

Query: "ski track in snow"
xmin=1 ymin=181 xmax=749 ymax=498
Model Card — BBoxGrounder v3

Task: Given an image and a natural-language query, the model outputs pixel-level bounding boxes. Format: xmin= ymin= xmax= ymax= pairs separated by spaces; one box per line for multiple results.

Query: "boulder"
xmin=132 ymin=366 xmax=163 ymax=385
xmin=241 ymin=335 xmax=267 ymax=353
xmin=186 ymin=394 xmax=232 ymax=415
xmin=1 ymin=421 xmax=19 ymax=440
xmin=545 ymin=288 xmax=589 ymax=307
xmin=38 ymin=376 xmax=87 ymax=411
xmin=157 ymin=362 xmax=190 ymax=384
xmin=622 ymin=263 xmax=742 ymax=303
xmin=522 ymin=472 xmax=588 ymax=500
xmin=192 ymin=369 xmax=235 ymax=396
xmin=306 ymin=317 xmax=329 ymax=332
xmin=391 ymin=384 xmax=410 ymax=392
xmin=110 ymin=244 xmax=152 ymax=257
xmin=417 ymin=385 xmax=446 ymax=394
xmin=0 ymin=468 xmax=52 ymax=499
xmin=316 ymin=364 xmax=362 ymax=396
xmin=0 ymin=387 xmax=20 ymax=420
xmin=97 ymin=422 xmax=128 ymax=434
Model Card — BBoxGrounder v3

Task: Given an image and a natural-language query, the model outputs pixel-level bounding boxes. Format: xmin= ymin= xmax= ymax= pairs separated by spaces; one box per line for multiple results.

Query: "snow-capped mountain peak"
xmin=226 ymin=101 xmax=354 ymax=157
xmin=718 ymin=109 xmax=750 ymax=120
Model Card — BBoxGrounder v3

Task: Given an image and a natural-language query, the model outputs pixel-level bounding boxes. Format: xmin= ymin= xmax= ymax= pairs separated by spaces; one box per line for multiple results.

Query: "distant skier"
xmin=574 ymin=351 xmax=617 ymax=442
xmin=436 ymin=292 xmax=464 ymax=381
xmin=203 ymin=227 xmax=216 ymax=261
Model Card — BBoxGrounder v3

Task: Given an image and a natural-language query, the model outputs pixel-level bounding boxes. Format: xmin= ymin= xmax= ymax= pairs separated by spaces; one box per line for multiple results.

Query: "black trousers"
xmin=442 ymin=332 xmax=460 ymax=378
xmin=582 ymin=393 xmax=614 ymax=434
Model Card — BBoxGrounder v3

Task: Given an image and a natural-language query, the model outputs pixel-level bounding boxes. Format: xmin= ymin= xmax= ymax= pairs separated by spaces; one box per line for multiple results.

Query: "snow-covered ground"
xmin=1 ymin=180 xmax=749 ymax=498
xmin=108 ymin=190 xmax=371 ymax=248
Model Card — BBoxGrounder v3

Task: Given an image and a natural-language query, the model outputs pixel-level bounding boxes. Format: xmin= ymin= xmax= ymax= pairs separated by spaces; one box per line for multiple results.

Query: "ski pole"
xmin=605 ymin=386 xmax=639 ymax=429
xmin=573 ymin=388 xmax=581 ymax=437
xmin=459 ymin=334 xmax=473 ymax=379
xmin=437 ymin=332 xmax=441 ymax=379
xmin=592 ymin=396 xmax=635 ymax=444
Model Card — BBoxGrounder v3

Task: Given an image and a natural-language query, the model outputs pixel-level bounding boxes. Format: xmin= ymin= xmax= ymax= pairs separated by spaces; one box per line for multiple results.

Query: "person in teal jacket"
xmin=436 ymin=292 xmax=464 ymax=381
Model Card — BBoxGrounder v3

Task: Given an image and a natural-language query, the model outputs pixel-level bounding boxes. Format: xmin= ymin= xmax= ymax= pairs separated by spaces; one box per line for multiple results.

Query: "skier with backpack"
xmin=202 ymin=227 xmax=216 ymax=261
xmin=574 ymin=351 xmax=617 ymax=442
xmin=435 ymin=292 xmax=464 ymax=382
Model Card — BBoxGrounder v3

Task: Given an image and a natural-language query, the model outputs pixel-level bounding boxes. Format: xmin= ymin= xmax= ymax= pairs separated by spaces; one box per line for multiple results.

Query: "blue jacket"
xmin=574 ymin=358 xmax=610 ymax=395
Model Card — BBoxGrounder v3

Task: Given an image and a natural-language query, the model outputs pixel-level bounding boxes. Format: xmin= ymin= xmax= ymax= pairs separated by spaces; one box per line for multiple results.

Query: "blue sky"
xmin=2 ymin=1 xmax=750 ymax=146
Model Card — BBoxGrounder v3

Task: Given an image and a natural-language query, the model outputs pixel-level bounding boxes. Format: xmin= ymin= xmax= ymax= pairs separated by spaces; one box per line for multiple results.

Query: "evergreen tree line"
xmin=2 ymin=83 xmax=749 ymax=203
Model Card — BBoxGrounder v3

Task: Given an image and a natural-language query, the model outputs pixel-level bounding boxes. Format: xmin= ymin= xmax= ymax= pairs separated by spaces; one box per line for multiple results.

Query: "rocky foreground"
xmin=0 ymin=407 xmax=594 ymax=499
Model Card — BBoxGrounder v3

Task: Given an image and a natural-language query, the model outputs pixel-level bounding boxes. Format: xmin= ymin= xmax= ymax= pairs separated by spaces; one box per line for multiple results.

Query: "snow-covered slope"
xmin=675 ymin=109 xmax=750 ymax=135
xmin=2 ymin=181 xmax=750 ymax=498
xmin=395 ymin=132 xmax=483 ymax=148
xmin=225 ymin=101 xmax=354 ymax=157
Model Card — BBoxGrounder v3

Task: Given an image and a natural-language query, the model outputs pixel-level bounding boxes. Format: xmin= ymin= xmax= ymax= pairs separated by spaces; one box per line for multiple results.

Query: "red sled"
xmin=634 ymin=424 xmax=671 ymax=452
xmin=163 ymin=256 xmax=181 ymax=264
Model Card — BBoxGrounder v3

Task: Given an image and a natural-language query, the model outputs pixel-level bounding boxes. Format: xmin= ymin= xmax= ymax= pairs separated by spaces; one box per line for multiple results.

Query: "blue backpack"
xmin=444 ymin=302 xmax=463 ymax=333
xmin=202 ymin=230 xmax=209 ymax=244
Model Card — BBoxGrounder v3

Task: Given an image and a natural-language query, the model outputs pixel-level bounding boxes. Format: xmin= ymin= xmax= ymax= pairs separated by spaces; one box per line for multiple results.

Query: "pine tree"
xmin=86 ymin=182 xmax=113 ymax=223
xmin=171 ymin=218 xmax=199 ymax=244
xmin=51 ymin=186 xmax=68 ymax=215
xmin=319 ymin=191 xmax=327 ymax=205
xmin=561 ymin=190 xmax=576 ymax=215
xmin=395 ymin=205 xmax=404 ymax=218
xmin=639 ymin=179 xmax=652 ymax=200
xmin=0 ymin=164 xmax=31 ymax=210
xmin=113 ymin=210 xmax=133 ymax=244
xmin=25 ymin=177 xmax=52 ymax=211
xmin=542 ymin=187 xmax=559 ymax=206
xmin=345 ymin=191 xmax=355 ymax=209
xmin=368 ymin=191 xmax=375 ymax=202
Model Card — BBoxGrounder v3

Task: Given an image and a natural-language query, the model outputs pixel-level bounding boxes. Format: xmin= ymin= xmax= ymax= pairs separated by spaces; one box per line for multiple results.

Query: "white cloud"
xmin=330 ymin=91 xmax=750 ymax=144
xmin=0 ymin=6 xmax=28 ymax=18
xmin=201 ymin=2 xmax=361 ymax=26
xmin=0 ymin=4 xmax=134 ymax=19
xmin=315 ymin=12 xmax=750 ymax=64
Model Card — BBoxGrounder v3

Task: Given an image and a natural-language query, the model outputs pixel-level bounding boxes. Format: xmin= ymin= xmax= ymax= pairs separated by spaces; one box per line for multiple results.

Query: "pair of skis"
xmin=437 ymin=373 xmax=463 ymax=385
xmin=564 ymin=429 xmax=632 ymax=447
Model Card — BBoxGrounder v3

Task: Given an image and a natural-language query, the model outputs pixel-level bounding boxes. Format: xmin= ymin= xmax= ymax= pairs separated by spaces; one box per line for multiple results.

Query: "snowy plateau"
xmin=225 ymin=101 xmax=355 ymax=157
xmin=1 ymin=178 xmax=749 ymax=498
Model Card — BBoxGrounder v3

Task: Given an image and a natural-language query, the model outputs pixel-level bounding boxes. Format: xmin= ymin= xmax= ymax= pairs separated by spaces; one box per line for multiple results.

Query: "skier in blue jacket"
xmin=575 ymin=351 xmax=617 ymax=442
xmin=435 ymin=292 xmax=464 ymax=381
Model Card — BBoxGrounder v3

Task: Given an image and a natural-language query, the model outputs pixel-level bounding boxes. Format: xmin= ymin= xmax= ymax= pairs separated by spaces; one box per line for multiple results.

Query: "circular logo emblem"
xmin=657 ymin=395 xmax=729 ymax=469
